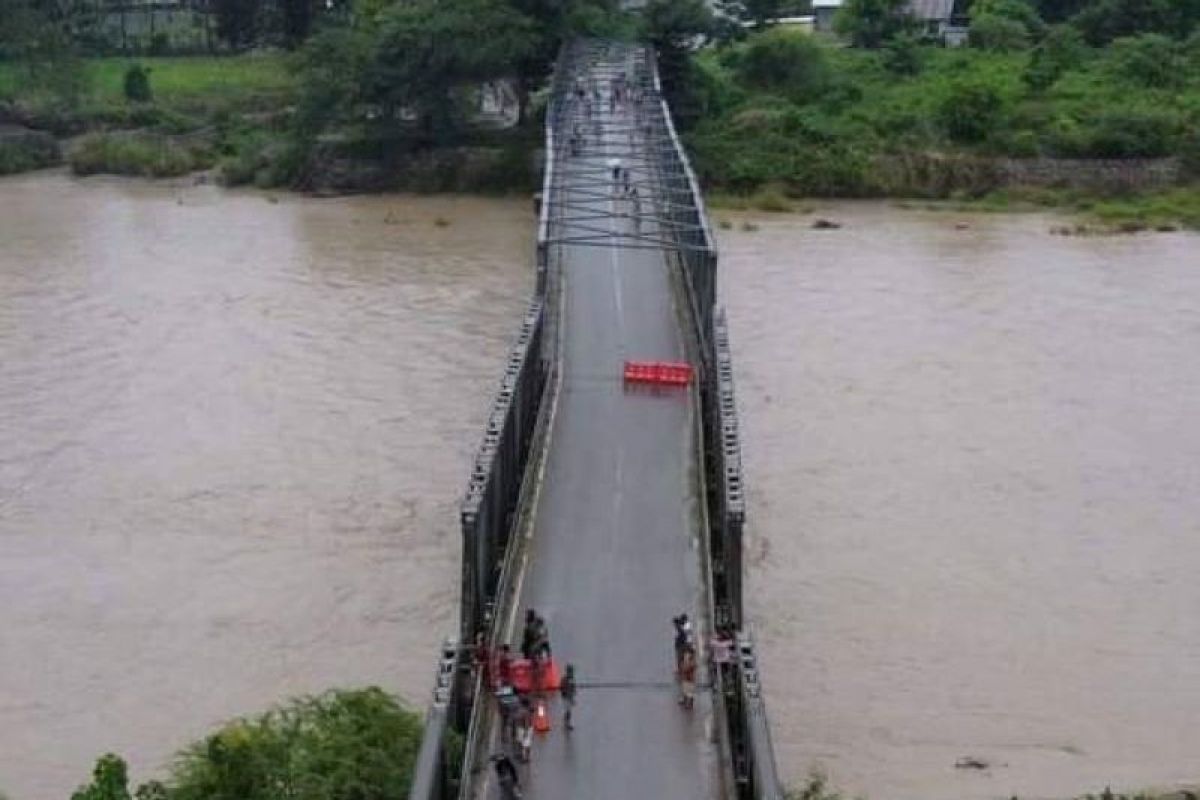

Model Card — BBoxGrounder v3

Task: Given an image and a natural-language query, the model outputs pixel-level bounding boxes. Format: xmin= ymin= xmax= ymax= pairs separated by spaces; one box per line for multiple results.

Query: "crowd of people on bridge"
xmin=479 ymin=606 xmax=736 ymax=798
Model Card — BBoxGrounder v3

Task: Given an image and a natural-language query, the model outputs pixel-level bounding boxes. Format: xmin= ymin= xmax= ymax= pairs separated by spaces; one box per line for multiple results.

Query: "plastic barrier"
xmin=534 ymin=700 xmax=551 ymax=733
xmin=539 ymin=658 xmax=561 ymax=692
xmin=510 ymin=659 xmax=534 ymax=693
xmin=622 ymin=361 xmax=693 ymax=386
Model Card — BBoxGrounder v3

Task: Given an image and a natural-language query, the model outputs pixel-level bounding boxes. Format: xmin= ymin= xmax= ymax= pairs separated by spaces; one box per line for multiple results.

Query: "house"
xmin=908 ymin=0 xmax=970 ymax=43
xmin=812 ymin=0 xmax=969 ymax=42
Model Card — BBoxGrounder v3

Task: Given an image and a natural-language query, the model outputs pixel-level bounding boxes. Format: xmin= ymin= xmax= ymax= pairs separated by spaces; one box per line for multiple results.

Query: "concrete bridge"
xmin=408 ymin=39 xmax=781 ymax=800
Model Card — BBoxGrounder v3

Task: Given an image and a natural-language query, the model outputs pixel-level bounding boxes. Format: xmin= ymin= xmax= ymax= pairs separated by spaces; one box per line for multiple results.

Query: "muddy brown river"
xmin=1 ymin=175 xmax=1197 ymax=799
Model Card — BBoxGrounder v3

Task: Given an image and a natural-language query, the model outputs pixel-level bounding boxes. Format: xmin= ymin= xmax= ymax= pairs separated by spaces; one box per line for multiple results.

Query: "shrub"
xmin=1106 ymin=33 xmax=1184 ymax=88
xmin=970 ymin=13 xmax=1031 ymax=50
xmin=123 ymin=64 xmax=152 ymax=103
xmin=935 ymin=79 xmax=1009 ymax=143
xmin=70 ymin=754 xmax=130 ymax=800
xmin=1081 ymin=107 xmax=1184 ymax=157
xmin=169 ymin=688 xmax=422 ymax=800
xmin=1023 ymin=24 xmax=1087 ymax=90
xmin=971 ymin=0 xmax=1045 ymax=37
xmin=70 ymin=133 xmax=211 ymax=178
xmin=882 ymin=32 xmax=923 ymax=75
xmin=835 ymin=0 xmax=915 ymax=48
xmin=736 ymin=29 xmax=834 ymax=104
xmin=0 ymin=132 xmax=61 ymax=174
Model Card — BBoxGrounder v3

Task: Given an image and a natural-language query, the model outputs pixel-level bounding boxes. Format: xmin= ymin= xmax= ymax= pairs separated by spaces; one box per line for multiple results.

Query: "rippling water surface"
xmin=4 ymin=175 xmax=1199 ymax=800
xmin=0 ymin=173 xmax=532 ymax=799
xmin=719 ymin=203 xmax=1200 ymax=800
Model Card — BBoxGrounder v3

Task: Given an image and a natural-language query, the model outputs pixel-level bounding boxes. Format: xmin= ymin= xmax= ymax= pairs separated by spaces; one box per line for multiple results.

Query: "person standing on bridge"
xmin=521 ymin=609 xmax=539 ymax=660
xmin=560 ymin=663 xmax=577 ymax=731
xmin=492 ymin=754 xmax=522 ymax=800
xmin=677 ymin=645 xmax=698 ymax=710
xmin=607 ymin=157 xmax=622 ymax=195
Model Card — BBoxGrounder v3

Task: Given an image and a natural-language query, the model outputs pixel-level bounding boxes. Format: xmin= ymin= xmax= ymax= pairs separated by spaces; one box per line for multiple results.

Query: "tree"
xmin=281 ymin=0 xmax=316 ymax=48
xmin=1071 ymin=0 xmax=1200 ymax=45
xmin=1023 ymin=23 xmax=1085 ymax=89
xmin=366 ymin=0 xmax=536 ymax=144
xmin=214 ymin=0 xmax=263 ymax=50
xmin=834 ymin=0 xmax=914 ymax=48
xmin=123 ymin=64 xmax=152 ymax=102
xmin=642 ymin=0 xmax=714 ymax=121
xmin=504 ymin=0 xmax=623 ymax=126
xmin=0 ymin=0 xmax=89 ymax=102
xmin=882 ymin=31 xmax=923 ymax=75
xmin=935 ymin=79 xmax=1008 ymax=142
xmin=737 ymin=29 xmax=834 ymax=103
xmin=74 ymin=690 xmax=425 ymax=800
xmin=1106 ymin=32 xmax=1184 ymax=87
xmin=71 ymin=754 xmax=131 ymax=800
xmin=969 ymin=13 xmax=1032 ymax=49
xmin=971 ymin=0 xmax=1045 ymax=36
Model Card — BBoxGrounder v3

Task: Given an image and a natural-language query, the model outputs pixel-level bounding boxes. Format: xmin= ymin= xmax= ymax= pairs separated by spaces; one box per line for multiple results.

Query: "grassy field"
xmin=0 ymin=54 xmax=294 ymax=110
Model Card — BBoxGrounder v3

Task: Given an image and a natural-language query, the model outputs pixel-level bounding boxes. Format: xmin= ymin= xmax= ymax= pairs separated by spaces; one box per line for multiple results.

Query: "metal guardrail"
xmin=408 ymin=641 xmax=460 ymax=800
xmin=460 ymin=299 xmax=547 ymax=644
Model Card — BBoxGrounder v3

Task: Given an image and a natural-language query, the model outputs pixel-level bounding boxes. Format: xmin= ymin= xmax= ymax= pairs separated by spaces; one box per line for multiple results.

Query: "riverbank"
xmin=709 ymin=183 xmax=1200 ymax=232
xmin=0 ymin=53 xmax=541 ymax=194
xmin=682 ymin=29 xmax=1200 ymax=230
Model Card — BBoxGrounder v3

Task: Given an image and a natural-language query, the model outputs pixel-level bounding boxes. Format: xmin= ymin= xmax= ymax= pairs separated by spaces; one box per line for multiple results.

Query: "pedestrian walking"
xmin=496 ymin=684 xmax=520 ymax=749
xmin=492 ymin=754 xmax=522 ymax=800
xmin=516 ymin=698 xmax=533 ymax=762
xmin=560 ymin=664 xmax=577 ymax=731
xmin=621 ymin=166 xmax=631 ymax=195
xmin=677 ymin=646 xmax=698 ymax=710
xmin=534 ymin=616 xmax=551 ymax=660
xmin=473 ymin=632 xmax=491 ymax=687
xmin=711 ymin=628 xmax=734 ymax=680
xmin=521 ymin=609 xmax=539 ymax=660
xmin=607 ymin=157 xmax=622 ymax=195
xmin=672 ymin=613 xmax=693 ymax=670
xmin=496 ymin=643 xmax=514 ymax=687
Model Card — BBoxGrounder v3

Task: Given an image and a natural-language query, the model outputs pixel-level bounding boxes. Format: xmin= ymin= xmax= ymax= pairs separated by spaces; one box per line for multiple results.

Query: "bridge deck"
xmin=498 ymin=49 xmax=719 ymax=800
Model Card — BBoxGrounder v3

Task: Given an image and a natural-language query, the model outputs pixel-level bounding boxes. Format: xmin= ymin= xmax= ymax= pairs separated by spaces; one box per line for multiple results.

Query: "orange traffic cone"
xmin=533 ymin=699 xmax=551 ymax=734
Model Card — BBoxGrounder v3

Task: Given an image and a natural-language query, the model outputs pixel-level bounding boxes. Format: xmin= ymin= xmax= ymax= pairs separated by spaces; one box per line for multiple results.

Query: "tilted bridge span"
xmin=408 ymin=39 xmax=781 ymax=800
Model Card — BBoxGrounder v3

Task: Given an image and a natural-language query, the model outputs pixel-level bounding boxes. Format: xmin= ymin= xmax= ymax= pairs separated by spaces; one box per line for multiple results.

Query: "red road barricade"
xmin=510 ymin=658 xmax=534 ymax=693
xmin=622 ymin=360 xmax=693 ymax=387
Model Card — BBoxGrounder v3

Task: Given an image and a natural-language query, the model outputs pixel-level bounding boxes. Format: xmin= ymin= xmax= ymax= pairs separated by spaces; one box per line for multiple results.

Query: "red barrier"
xmin=622 ymin=361 xmax=693 ymax=387
xmin=510 ymin=658 xmax=534 ymax=693
xmin=540 ymin=658 xmax=561 ymax=692
xmin=509 ymin=657 xmax=562 ymax=693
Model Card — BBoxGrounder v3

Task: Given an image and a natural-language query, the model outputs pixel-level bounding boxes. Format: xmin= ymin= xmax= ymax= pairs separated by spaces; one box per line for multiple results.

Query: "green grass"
xmin=69 ymin=132 xmax=214 ymax=177
xmin=1087 ymin=187 xmax=1200 ymax=230
xmin=0 ymin=54 xmax=293 ymax=111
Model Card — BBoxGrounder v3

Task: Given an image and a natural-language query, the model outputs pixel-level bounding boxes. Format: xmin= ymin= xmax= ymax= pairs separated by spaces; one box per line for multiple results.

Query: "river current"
xmin=1 ymin=174 xmax=1197 ymax=799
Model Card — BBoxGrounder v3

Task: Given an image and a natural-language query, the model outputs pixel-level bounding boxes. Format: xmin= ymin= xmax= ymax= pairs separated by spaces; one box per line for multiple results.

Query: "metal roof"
xmin=907 ymin=0 xmax=955 ymax=20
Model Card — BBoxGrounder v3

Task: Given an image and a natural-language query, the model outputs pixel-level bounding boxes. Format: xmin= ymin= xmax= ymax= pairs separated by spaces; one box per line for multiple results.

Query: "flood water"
xmin=2 ymin=175 xmax=1198 ymax=800
xmin=0 ymin=172 xmax=532 ymax=799
xmin=719 ymin=204 xmax=1200 ymax=800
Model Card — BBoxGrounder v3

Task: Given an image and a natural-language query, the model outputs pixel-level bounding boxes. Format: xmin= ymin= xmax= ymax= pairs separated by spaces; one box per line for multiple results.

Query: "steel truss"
xmin=540 ymin=40 xmax=711 ymax=252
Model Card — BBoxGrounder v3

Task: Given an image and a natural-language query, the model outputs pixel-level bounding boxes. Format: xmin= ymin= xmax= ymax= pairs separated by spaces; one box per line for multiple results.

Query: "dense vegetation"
xmin=2 ymin=0 xmax=1199 ymax=226
xmin=69 ymin=688 xmax=424 ymax=800
xmin=684 ymin=26 xmax=1200 ymax=198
